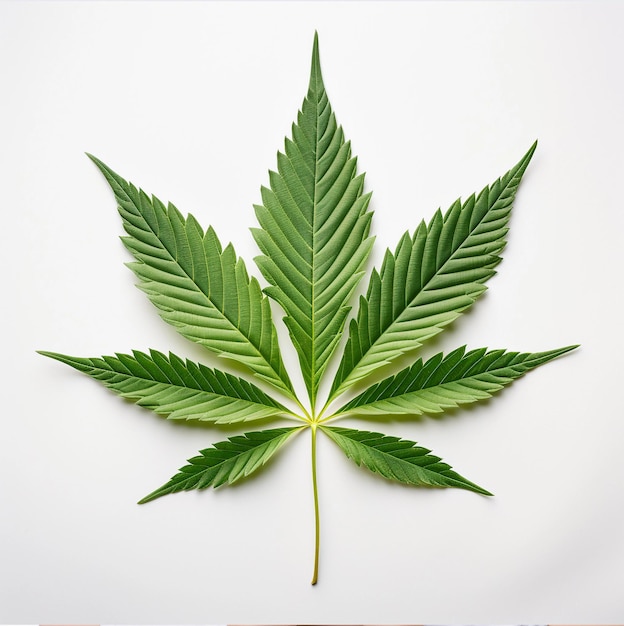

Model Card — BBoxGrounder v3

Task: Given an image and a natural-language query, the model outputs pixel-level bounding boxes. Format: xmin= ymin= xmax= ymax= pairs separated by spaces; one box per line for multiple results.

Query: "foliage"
xmin=40 ymin=34 xmax=576 ymax=584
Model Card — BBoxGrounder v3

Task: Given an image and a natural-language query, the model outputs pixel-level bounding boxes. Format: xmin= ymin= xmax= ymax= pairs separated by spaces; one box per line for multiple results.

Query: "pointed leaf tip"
xmin=309 ymin=31 xmax=323 ymax=93
xmin=85 ymin=152 xmax=102 ymax=167
xmin=528 ymin=139 xmax=538 ymax=158
xmin=506 ymin=141 xmax=538 ymax=185
xmin=85 ymin=152 xmax=115 ymax=180
xmin=519 ymin=140 xmax=538 ymax=170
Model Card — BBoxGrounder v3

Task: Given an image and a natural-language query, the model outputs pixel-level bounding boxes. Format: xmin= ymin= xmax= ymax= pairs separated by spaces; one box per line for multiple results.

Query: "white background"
xmin=1 ymin=0 xmax=623 ymax=623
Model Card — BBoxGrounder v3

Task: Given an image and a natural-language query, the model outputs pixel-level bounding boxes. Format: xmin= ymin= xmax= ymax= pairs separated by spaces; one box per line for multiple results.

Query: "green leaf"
xmin=38 ymin=36 xmax=579 ymax=585
xmin=252 ymin=33 xmax=374 ymax=410
xmin=139 ymin=426 xmax=302 ymax=503
xmin=328 ymin=143 xmax=537 ymax=401
xmin=88 ymin=155 xmax=295 ymax=400
xmin=38 ymin=349 xmax=291 ymax=425
xmin=321 ymin=426 xmax=491 ymax=495
xmin=334 ymin=345 xmax=577 ymax=418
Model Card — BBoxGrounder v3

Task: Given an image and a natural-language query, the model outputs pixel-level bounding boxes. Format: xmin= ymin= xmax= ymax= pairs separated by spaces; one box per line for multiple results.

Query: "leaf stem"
xmin=310 ymin=424 xmax=320 ymax=585
xmin=317 ymin=398 xmax=332 ymax=421
xmin=284 ymin=412 xmax=314 ymax=424
xmin=317 ymin=412 xmax=340 ymax=425
xmin=295 ymin=398 xmax=312 ymax=422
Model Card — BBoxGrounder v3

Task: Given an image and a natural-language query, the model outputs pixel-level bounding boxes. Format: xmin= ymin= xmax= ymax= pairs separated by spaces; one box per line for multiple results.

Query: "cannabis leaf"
xmin=252 ymin=34 xmax=373 ymax=411
xmin=39 ymin=33 xmax=577 ymax=585
xmin=320 ymin=427 xmax=493 ymax=495
xmin=38 ymin=350 xmax=290 ymax=424
xmin=327 ymin=144 xmax=537 ymax=402
xmin=85 ymin=157 xmax=296 ymax=401
xmin=138 ymin=427 xmax=303 ymax=503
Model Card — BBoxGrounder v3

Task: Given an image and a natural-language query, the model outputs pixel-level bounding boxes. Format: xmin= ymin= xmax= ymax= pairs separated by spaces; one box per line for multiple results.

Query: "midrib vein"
xmin=310 ymin=76 xmax=321 ymax=413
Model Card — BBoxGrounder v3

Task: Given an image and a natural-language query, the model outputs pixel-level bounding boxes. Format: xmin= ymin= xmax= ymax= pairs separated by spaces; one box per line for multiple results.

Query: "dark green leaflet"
xmin=322 ymin=426 xmax=491 ymax=495
xmin=328 ymin=143 xmax=537 ymax=402
xmin=335 ymin=345 xmax=577 ymax=417
xmin=252 ymin=34 xmax=373 ymax=410
xmin=39 ymin=349 xmax=290 ymax=424
xmin=139 ymin=427 xmax=302 ymax=503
